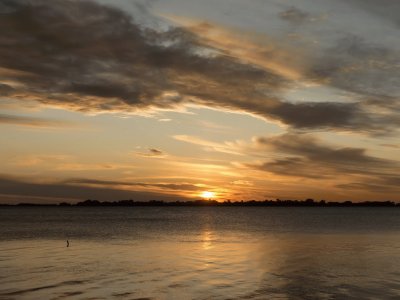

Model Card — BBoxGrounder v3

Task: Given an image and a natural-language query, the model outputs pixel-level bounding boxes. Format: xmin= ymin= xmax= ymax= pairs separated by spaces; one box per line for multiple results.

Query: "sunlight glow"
xmin=201 ymin=191 xmax=215 ymax=199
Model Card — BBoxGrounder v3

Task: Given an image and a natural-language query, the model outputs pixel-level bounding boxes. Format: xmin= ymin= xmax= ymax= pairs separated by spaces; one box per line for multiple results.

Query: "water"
xmin=1 ymin=207 xmax=400 ymax=299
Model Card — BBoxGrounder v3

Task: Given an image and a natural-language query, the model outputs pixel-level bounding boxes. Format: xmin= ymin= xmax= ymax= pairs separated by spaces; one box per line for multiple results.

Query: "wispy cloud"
xmin=12 ymin=154 xmax=72 ymax=167
xmin=11 ymin=154 xmax=131 ymax=171
xmin=0 ymin=113 xmax=74 ymax=128
xmin=173 ymin=135 xmax=242 ymax=155
xmin=64 ymin=178 xmax=202 ymax=191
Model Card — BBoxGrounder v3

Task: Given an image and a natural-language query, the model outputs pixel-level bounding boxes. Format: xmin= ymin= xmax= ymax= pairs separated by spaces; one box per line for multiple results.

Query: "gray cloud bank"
xmin=0 ymin=0 xmax=398 ymax=133
xmin=344 ymin=0 xmax=400 ymax=28
xmin=0 ymin=175 xmax=192 ymax=203
xmin=246 ymin=133 xmax=400 ymax=193
xmin=65 ymin=178 xmax=201 ymax=191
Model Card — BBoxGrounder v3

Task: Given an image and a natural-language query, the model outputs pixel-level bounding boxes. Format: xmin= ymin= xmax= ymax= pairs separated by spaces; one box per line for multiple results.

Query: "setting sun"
xmin=200 ymin=191 xmax=215 ymax=200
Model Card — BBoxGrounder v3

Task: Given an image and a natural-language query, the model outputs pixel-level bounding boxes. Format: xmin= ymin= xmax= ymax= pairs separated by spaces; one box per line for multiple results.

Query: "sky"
xmin=0 ymin=0 xmax=399 ymax=203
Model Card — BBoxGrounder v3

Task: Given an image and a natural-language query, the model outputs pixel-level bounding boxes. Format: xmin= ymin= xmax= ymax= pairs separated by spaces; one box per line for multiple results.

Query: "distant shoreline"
xmin=1 ymin=199 xmax=399 ymax=207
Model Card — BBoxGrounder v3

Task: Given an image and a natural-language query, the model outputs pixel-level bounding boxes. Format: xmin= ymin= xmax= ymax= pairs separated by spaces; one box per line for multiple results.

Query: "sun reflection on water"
xmin=202 ymin=229 xmax=213 ymax=250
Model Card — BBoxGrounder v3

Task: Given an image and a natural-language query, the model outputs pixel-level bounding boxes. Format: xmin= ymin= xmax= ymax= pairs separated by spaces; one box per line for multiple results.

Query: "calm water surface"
xmin=1 ymin=207 xmax=400 ymax=299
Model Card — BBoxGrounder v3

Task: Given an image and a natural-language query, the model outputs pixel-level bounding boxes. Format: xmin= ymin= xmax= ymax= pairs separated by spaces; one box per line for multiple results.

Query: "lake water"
xmin=1 ymin=207 xmax=400 ymax=299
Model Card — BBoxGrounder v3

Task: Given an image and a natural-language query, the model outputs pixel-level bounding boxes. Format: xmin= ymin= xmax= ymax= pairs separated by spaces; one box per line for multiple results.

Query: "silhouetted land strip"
xmin=2 ymin=199 xmax=399 ymax=207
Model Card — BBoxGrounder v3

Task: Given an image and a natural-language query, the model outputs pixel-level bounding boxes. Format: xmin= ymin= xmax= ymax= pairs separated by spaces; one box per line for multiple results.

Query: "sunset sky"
xmin=0 ymin=0 xmax=399 ymax=203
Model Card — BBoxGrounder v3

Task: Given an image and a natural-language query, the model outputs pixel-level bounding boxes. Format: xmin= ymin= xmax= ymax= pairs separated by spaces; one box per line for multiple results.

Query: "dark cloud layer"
xmin=270 ymin=102 xmax=361 ymax=129
xmin=247 ymin=133 xmax=399 ymax=184
xmin=65 ymin=178 xmax=201 ymax=191
xmin=0 ymin=0 xmax=396 ymax=133
xmin=0 ymin=0 xmax=283 ymax=113
xmin=0 ymin=175 xmax=192 ymax=203
xmin=336 ymin=179 xmax=400 ymax=194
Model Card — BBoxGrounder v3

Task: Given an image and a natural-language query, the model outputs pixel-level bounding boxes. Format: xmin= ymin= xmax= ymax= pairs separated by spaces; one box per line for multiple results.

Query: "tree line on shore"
xmin=4 ymin=198 xmax=399 ymax=207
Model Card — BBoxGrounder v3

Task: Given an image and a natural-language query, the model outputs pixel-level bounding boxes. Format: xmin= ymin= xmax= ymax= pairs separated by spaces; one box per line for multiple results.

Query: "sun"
xmin=200 ymin=191 xmax=215 ymax=200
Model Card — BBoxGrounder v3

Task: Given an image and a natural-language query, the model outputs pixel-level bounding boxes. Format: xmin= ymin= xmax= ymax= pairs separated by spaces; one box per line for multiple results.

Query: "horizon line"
xmin=1 ymin=198 xmax=399 ymax=207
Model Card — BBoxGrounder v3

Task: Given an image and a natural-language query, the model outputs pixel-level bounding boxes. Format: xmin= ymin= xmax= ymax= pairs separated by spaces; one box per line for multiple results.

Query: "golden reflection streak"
xmin=202 ymin=229 xmax=213 ymax=251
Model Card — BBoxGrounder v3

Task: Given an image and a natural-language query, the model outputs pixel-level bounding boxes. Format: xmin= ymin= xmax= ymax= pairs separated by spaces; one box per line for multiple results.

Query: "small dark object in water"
xmin=67 ymin=240 xmax=69 ymax=247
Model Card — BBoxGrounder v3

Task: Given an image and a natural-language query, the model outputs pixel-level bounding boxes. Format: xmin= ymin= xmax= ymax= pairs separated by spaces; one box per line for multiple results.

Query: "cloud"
xmin=173 ymin=135 xmax=242 ymax=155
xmin=343 ymin=0 xmax=400 ymax=28
xmin=279 ymin=7 xmax=310 ymax=25
xmin=169 ymin=19 xmax=305 ymax=81
xmin=268 ymin=102 xmax=366 ymax=130
xmin=64 ymin=178 xmax=202 ymax=191
xmin=1 ymin=0 xmax=396 ymax=133
xmin=135 ymin=148 xmax=167 ymax=158
xmin=0 ymin=0 xmax=284 ymax=114
xmin=149 ymin=148 xmax=163 ymax=155
xmin=0 ymin=174 xmax=193 ymax=203
xmin=301 ymin=34 xmax=400 ymax=134
xmin=254 ymin=133 xmax=382 ymax=164
xmin=232 ymin=180 xmax=253 ymax=186
xmin=310 ymin=35 xmax=400 ymax=98
xmin=170 ymin=132 xmax=398 ymax=186
xmin=246 ymin=133 xmax=399 ymax=180
xmin=0 ymin=83 xmax=14 ymax=95
xmin=0 ymin=113 xmax=73 ymax=128
xmin=336 ymin=178 xmax=400 ymax=194
xmin=10 ymin=154 xmax=131 ymax=171
xmin=12 ymin=154 xmax=72 ymax=166
xmin=380 ymin=143 xmax=400 ymax=149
